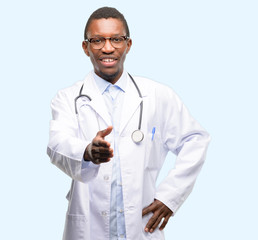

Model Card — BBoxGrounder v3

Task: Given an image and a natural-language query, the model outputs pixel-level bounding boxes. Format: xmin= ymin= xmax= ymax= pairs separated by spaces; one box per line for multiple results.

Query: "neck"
xmin=96 ymin=70 xmax=123 ymax=84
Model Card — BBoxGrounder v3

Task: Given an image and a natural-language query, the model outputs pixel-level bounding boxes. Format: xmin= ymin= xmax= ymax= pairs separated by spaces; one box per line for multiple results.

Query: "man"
xmin=47 ymin=7 xmax=210 ymax=240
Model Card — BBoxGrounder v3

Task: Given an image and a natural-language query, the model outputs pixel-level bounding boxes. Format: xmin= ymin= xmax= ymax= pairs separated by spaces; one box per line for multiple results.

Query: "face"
xmin=82 ymin=18 xmax=132 ymax=84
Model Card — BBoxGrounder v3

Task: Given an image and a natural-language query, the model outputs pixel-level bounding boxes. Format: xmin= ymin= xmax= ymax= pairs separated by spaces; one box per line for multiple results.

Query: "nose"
xmin=101 ymin=39 xmax=115 ymax=53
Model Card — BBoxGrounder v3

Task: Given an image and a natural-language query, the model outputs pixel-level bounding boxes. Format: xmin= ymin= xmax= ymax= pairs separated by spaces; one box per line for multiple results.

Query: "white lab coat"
xmin=47 ymin=72 xmax=210 ymax=240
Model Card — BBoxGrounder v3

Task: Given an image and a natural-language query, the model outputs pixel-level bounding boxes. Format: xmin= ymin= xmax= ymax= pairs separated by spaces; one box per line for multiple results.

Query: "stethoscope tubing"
xmin=74 ymin=83 xmax=92 ymax=114
xmin=74 ymin=73 xmax=144 ymax=143
xmin=128 ymin=73 xmax=143 ymax=131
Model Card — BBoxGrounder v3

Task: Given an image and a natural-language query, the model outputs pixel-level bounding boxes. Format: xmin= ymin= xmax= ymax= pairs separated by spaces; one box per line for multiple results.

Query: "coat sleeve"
xmin=154 ymin=87 xmax=210 ymax=215
xmin=47 ymin=88 xmax=100 ymax=183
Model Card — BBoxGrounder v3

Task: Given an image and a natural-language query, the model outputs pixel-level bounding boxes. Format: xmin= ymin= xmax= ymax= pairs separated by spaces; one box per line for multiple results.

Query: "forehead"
xmin=87 ymin=18 xmax=126 ymax=37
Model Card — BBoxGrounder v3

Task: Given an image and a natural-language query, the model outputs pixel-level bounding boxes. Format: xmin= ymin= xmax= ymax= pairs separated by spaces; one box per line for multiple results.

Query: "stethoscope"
xmin=74 ymin=74 xmax=144 ymax=143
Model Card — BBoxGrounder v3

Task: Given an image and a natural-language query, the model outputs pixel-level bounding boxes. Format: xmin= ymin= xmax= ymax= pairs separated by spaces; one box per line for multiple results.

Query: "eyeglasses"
xmin=85 ymin=36 xmax=129 ymax=50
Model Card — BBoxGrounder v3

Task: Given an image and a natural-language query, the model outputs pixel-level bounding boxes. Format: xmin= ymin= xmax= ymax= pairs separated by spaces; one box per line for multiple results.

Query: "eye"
xmin=112 ymin=37 xmax=123 ymax=43
xmin=90 ymin=38 xmax=103 ymax=44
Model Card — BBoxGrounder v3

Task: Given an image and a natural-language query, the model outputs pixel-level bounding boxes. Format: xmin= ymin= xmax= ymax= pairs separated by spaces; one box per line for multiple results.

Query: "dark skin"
xmin=142 ymin=199 xmax=173 ymax=233
xmin=82 ymin=18 xmax=173 ymax=233
xmin=82 ymin=18 xmax=132 ymax=84
xmin=83 ymin=126 xmax=114 ymax=164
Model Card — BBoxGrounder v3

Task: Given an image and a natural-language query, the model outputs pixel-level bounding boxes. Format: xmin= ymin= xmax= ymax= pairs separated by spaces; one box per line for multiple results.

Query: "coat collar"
xmin=81 ymin=72 xmax=111 ymax=126
xmin=93 ymin=70 xmax=128 ymax=94
xmin=81 ymin=71 xmax=146 ymax=133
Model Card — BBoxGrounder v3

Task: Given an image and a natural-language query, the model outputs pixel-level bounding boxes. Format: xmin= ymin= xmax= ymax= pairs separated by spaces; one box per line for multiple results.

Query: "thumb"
xmin=97 ymin=126 xmax=113 ymax=138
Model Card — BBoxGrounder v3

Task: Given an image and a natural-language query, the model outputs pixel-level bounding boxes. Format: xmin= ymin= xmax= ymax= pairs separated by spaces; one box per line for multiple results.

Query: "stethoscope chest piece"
xmin=131 ymin=130 xmax=144 ymax=143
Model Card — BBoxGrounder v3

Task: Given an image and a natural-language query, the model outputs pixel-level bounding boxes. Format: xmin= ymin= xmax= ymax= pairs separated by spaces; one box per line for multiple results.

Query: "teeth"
xmin=102 ymin=59 xmax=115 ymax=62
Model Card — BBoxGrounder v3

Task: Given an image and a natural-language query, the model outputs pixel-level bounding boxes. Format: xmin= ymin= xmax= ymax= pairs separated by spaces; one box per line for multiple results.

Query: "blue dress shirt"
xmin=93 ymin=71 xmax=127 ymax=240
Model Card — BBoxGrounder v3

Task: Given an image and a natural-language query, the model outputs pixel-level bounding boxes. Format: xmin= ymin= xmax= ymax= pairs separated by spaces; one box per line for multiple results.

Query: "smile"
xmin=99 ymin=57 xmax=118 ymax=67
xmin=101 ymin=58 xmax=116 ymax=62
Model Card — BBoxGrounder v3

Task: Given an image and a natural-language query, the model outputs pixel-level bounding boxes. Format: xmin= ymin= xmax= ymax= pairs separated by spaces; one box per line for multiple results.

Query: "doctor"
xmin=47 ymin=6 xmax=210 ymax=240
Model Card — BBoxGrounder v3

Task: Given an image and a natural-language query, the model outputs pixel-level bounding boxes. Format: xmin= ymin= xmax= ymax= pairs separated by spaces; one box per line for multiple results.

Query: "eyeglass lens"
xmin=89 ymin=37 xmax=127 ymax=49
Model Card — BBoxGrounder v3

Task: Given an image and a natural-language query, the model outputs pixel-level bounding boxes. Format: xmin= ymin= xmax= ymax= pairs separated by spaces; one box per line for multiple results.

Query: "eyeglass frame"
xmin=84 ymin=36 xmax=130 ymax=49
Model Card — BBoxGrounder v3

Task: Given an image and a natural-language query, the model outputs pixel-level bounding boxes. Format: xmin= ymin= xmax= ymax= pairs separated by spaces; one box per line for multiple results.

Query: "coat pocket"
xmin=144 ymin=132 xmax=164 ymax=170
xmin=63 ymin=214 xmax=88 ymax=240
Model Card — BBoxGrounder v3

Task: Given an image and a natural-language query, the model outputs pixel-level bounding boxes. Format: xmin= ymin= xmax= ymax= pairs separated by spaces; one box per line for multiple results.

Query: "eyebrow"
xmin=87 ymin=33 xmax=125 ymax=38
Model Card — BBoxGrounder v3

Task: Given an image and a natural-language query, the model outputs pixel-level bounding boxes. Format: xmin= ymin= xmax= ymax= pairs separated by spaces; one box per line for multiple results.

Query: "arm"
xmin=47 ymin=89 xmax=113 ymax=183
xmin=156 ymin=101 xmax=210 ymax=214
xmin=143 ymin=88 xmax=210 ymax=232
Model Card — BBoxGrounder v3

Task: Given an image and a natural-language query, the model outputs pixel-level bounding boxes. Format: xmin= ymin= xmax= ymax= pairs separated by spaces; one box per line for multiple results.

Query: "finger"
xmin=93 ymin=153 xmax=112 ymax=161
xmin=92 ymin=147 xmax=113 ymax=159
xmin=149 ymin=214 xmax=164 ymax=233
xmin=92 ymin=156 xmax=111 ymax=164
xmin=98 ymin=158 xmax=111 ymax=163
xmin=97 ymin=126 xmax=113 ymax=138
xmin=142 ymin=203 xmax=155 ymax=216
xmin=144 ymin=212 xmax=160 ymax=232
xmin=159 ymin=215 xmax=171 ymax=231
xmin=92 ymin=146 xmax=113 ymax=154
xmin=93 ymin=138 xmax=111 ymax=148
xmin=91 ymin=148 xmax=113 ymax=164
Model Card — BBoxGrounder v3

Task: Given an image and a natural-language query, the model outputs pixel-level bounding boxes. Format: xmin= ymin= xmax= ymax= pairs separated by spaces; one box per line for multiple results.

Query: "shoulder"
xmin=57 ymin=80 xmax=84 ymax=95
xmin=131 ymin=75 xmax=181 ymax=103
xmin=53 ymin=73 xmax=92 ymax=101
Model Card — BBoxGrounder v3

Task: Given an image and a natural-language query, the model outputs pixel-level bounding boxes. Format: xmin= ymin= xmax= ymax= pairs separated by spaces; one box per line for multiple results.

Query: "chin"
xmin=99 ymin=70 xmax=120 ymax=82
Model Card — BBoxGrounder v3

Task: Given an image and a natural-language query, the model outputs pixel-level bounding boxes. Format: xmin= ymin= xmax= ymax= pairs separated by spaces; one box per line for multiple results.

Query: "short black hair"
xmin=84 ymin=7 xmax=130 ymax=40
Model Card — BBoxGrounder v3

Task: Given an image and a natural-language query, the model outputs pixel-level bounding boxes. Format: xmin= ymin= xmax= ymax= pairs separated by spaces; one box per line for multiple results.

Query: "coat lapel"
xmin=119 ymin=76 xmax=145 ymax=135
xmin=80 ymin=73 xmax=146 ymax=132
xmin=81 ymin=74 xmax=112 ymax=126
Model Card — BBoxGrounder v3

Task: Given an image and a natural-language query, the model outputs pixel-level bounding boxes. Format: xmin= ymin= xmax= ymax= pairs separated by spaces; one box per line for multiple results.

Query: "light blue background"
xmin=0 ymin=0 xmax=257 ymax=239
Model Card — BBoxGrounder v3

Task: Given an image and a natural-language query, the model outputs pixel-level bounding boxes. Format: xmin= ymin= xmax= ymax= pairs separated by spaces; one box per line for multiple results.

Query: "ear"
xmin=82 ymin=41 xmax=90 ymax=57
xmin=126 ymin=38 xmax=132 ymax=54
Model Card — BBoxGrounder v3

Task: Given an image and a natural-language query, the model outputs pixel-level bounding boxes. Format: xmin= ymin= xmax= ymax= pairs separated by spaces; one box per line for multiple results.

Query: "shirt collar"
xmin=92 ymin=70 xmax=128 ymax=95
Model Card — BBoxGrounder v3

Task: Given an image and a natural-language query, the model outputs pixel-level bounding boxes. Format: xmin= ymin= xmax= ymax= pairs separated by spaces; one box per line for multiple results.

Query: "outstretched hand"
xmin=142 ymin=199 xmax=173 ymax=233
xmin=84 ymin=126 xmax=114 ymax=164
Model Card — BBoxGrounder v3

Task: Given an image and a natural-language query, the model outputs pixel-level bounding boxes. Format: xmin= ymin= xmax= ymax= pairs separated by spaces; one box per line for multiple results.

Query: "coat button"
xmin=104 ymin=175 xmax=109 ymax=181
xmin=101 ymin=211 xmax=107 ymax=216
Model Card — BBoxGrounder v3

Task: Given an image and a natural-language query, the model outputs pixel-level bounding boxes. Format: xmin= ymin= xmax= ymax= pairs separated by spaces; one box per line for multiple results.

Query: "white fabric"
xmin=47 ymin=71 xmax=210 ymax=240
